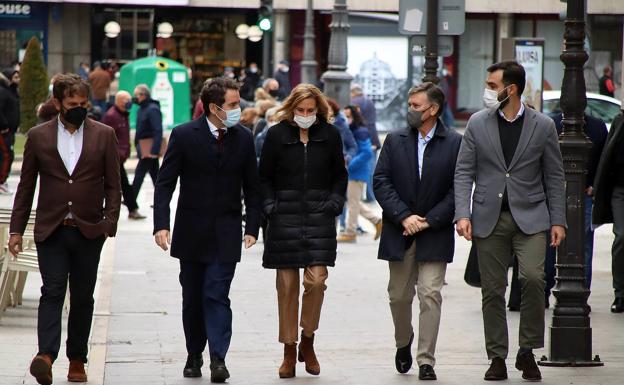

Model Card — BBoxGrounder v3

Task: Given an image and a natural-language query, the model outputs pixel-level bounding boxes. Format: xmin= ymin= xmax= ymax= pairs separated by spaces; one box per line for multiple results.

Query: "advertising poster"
xmin=515 ymin=39 xmax=544 ymax=111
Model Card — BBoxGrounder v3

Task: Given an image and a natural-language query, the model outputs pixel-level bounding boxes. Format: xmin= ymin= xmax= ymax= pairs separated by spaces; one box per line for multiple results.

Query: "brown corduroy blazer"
xmin=10 ymin=117 xmax=122 ymax=242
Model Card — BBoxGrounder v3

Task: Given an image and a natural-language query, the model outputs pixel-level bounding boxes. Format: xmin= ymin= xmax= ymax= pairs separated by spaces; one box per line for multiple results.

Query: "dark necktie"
xmin=217 ymin=129 xmax=225 ymax=150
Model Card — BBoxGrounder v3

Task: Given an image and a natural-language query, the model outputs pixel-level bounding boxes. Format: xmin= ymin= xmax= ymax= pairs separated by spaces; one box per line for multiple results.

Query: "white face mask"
xmin=293 ymin=114 xmax=316 ymax=129
xmin=483 ymin=86 xmax=510 ymax=109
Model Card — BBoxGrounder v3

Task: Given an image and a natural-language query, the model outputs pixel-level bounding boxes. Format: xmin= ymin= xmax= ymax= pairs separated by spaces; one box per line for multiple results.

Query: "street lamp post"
xmin=422 ymin=0 xmax=439 ymax=84
xmin=320 ymin=0 xmax=353 ymax=108
xmin=539 ymin=0 xmax=602 ymax=367
xmin=301 ymin=0 xmax=318 ymax=84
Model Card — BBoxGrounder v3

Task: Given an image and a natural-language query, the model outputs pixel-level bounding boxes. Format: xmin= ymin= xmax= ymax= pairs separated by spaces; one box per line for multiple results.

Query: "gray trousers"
xmin=474 ymin=212 xmax=546 ymax=359
xmin=612 ymin=186 xmax=624 ymax=298
xmin=388 ymin=242 xmax=447 ymax=367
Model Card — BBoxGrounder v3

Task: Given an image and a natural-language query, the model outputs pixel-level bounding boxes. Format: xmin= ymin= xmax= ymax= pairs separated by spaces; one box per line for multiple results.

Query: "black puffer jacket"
xmin=0 ymin=73 xmax=19 ymax=133
xmin=259 ymin=119 xmax=348 ymax=268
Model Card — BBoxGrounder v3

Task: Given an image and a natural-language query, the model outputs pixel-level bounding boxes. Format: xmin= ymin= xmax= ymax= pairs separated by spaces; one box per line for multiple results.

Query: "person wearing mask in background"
xmin=599 ymin=66 xmax=616 ymax=98
xmin=263 ymin=78 xmax=282 ymax=101
xmin=77 ymin=62 xmax=90 ymax=80
xmin=593 ymin=111 xmax=624 ymax=313
xmin=132 ymin=84 xmax=163 ymax=202
xmin=254 ymin=106 xmax=279 ymax=164
xmin=350 ymin=84 xmax=381 ymax=203
xmin=223 ymin=66 xmax=236 ymax=80
xmin=454 ymin=61 xmax=566 ymax=382
xmin=88 ymin=62 xmax=111 ymax=117
xmin=338 ymin=105 xmax=382 ymax=243
xmin=240 ymin=62 xmax=261 ymax=101
xmin=259 ymin=84 xmax=347 ymax=379
xmin=153 ymin=77 xmax=261 ymax=382
xmin=8 ymin=73 xmax=121 ymax=385
xmin=0 ymin=69 xmax=19 ymax=194
xmin=274 ymin=60 xmax=291 ymax=101
xmin=102 ymin=90 xmax=146 ymax=220
xmin=374 ymin=83 xmax=461 ymax=380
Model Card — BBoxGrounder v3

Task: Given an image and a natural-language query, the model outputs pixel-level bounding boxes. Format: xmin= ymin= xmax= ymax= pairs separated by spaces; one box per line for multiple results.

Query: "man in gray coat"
xmin=454 ymin=61 xmax=566 ymax=382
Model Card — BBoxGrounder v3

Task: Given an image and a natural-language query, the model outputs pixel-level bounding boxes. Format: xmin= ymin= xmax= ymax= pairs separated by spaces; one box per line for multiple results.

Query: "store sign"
xmin=514 ymin=39 xmax=545 ymax=112
xmin=0 ymin=3 xmax=31 ymax=17
xmin=61 ymin=0 xmax=188 ymax=4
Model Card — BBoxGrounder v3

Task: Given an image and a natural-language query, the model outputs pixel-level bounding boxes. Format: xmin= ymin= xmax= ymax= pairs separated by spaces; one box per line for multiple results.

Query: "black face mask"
xmin=62 ymin=106 xmax=88 ymax=127
xmin=269 ymin=90 xmax=280 ymax=98
xmin=407 ymin=109 xmax=424 ymax=129
xmin=132 ymin=96 xmax=140 ymax=105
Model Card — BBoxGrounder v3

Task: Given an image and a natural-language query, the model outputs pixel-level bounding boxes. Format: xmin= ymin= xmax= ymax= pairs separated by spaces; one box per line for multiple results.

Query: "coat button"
xmin=68 ymin=201 xmax=73 ymax=206
xmin=498 ymin=193 xmax=503 ymax=198
xmin=69 ymin=179 xmax=73 ymax=184
xmin=505 ymin=173 xmax=510 ymax=178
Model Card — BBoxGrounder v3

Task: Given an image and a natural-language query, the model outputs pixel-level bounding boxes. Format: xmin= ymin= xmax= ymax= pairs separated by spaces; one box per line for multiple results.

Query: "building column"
xmin=273 ymin=9 xmax=290 ymax=75
xmin=496 ymin=13 xmax=514 ymax=62
xmin=47 ymin=4 xmax=91 ymax=76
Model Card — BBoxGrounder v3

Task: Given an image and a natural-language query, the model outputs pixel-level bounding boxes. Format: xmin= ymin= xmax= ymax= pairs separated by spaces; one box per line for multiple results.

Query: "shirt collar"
xmin=419 ymin=122 xmax=437 ymax=142
xmin=206 ymin=116 xmax=227 ymax=135
xmin=57 ymin=116 xmax=84 ymax=134
xmin=498 ymin=103 xmax=525 ymax=123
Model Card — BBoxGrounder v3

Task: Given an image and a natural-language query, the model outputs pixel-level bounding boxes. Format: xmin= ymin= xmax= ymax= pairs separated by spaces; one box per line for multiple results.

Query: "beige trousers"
xmin=346 ymin=180 xmax=380 ymax=235
xmin=276 ymin=266 xmax=328 ymax=344
xmin=388 ymin=242 xmax=447 ymax=367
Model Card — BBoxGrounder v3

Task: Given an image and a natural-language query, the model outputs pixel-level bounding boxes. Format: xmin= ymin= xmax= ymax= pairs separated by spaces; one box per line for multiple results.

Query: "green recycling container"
xmin=119 ymin=56 xmax=191 ymax=130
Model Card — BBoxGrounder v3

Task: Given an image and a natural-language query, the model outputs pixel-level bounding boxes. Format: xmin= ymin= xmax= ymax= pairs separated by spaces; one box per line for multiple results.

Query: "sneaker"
xmin=0 ymin=183 xmax=13 ymax=195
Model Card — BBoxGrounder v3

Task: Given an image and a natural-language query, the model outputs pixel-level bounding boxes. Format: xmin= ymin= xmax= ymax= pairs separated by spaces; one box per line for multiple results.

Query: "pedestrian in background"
xmin=132 ymin=84 xmax=163 ymax=201
xmin=274 ymin=60 xmax=291 ymax=100
xmin=350 ymin=83 xmax=381 ymax=203
xmin=454 ymin=61 xmax=566 ymax=382
xmin=599 ymin=66 xmax=616 ymax=97
xmin=374 ymin=83 xmax=461 ymax=380
xmin=263 ymin=78 xmax=282 ymax=101
xmin=337 ymin=105 xmax=381 ymax=243
xmin=252 ymin=99 xmax=278 ymax=138
xmin=0 ymin=68 xmax=19 ymax=194
xmin=259 ymin=83 xmax=347 ymax=378
xmin=593 ymin=111 xmax=624 ymax=313
xmin=8 ymin=73 xmax=121 ymax=385
xmin=88 ymin=61 xmax=111 ymax=117
xmin=153 ymin=77 xmax=261 ymax=382
xmin=102 ymin=90 xmax=146 ymax=220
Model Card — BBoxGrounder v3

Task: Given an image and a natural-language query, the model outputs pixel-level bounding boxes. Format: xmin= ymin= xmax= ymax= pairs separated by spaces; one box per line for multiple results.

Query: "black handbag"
xmin=464 ymin=242 xmax=481 ymax=288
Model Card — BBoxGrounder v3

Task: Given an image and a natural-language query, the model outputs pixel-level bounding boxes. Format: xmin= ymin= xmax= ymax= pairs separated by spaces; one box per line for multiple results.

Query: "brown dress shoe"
xmin=278 ymin=343 xmax=297 ymax=378
xmin=68 ymin=359 xmax=87 ymax=382
xmin=298 ymin=332 xmax=320 ymax=375
xmin=484 ymin=357 xmax=507 ymax=381
xmin=515 ymin=351 xmax=541 ymax=381
xmin=30 ymin=354 xmax=53 ymax=385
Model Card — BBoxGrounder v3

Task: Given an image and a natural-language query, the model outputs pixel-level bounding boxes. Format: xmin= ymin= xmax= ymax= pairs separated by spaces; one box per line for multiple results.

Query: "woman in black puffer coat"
xmin=258 ymin=83 xmax=347 ymax=378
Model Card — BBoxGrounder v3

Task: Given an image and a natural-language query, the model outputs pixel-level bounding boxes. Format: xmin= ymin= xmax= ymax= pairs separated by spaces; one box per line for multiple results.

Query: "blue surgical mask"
xmin=216 ymin=106 xmax=241 ymax=128
xmin=124 ymin=101 xmax=133 ymax=111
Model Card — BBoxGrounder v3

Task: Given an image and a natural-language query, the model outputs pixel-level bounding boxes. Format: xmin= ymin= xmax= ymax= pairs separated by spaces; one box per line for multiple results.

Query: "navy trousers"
xmin=179 ymin=260 xmax=237 ymax=360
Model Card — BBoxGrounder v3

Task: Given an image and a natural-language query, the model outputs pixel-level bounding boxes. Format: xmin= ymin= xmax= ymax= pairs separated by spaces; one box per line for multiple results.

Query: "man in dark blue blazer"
xmin=373 ymin=83 xmax=462 ymax=381
xmin=153 ymin=77 xmax=261 ymax=383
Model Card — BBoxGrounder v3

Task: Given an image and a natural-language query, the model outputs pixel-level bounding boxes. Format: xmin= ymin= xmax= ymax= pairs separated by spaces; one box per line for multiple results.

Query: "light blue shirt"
xmin=418 ymin=123 xmax=436 ymax=178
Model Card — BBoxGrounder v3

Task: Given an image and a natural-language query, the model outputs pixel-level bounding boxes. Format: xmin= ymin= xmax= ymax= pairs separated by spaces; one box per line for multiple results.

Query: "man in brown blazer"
xmin=8 ymin=74 xmax=121 ymax=385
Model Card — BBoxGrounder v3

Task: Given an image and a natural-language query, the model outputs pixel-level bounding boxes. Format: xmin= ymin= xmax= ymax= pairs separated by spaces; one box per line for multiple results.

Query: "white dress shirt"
xmin=418 ymin=123 xmax=437 ymax=178
xmin=58 ymin=117 xmax=84 ymax=219
xmin=206 ymin=117 xmax=227 ymax=139
xmin=498 ymin=102 xmax=525 ymax=123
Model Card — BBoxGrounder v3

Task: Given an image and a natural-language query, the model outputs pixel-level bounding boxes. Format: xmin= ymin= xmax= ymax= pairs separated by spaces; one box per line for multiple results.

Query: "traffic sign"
xmin=399 ymin=0 xmax=466 ymax=36
xmin=411 ymin=35 xmax=454 ymax=57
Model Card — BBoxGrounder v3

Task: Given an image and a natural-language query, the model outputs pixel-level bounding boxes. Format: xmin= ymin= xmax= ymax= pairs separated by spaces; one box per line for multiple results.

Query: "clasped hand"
xmin=401 ymin=215 xmax=430 ymax=236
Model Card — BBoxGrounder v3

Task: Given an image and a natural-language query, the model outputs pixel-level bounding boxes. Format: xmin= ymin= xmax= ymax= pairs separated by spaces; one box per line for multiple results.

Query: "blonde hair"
xmin=274 ymin=83 xmax=333 ymax=124
xmin=254 ymin=87 xmax=274 ymax=102
xmin=255 ymin=99 xmax=277 ymax=117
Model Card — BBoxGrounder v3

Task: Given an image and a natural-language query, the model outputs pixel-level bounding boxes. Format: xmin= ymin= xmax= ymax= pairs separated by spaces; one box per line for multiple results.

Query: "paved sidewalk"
xmin=1 ymin=174 xmax=623 ymax=384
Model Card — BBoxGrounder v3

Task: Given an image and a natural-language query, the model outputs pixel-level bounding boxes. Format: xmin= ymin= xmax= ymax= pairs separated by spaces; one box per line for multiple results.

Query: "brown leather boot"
xmin=298 ymin=332 xmax=320 ymax=375
xmin=67 ymin=360 xmax=87 ymax=382
xmin=278 ymin=343 xmax=297 ymax=378
xmin=29 ymin=354 xmax=53 ymax=385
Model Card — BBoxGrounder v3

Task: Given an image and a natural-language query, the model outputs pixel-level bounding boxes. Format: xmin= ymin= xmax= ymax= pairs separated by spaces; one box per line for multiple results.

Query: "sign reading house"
xmin=0 ymin=3 xmax=32 ymax=18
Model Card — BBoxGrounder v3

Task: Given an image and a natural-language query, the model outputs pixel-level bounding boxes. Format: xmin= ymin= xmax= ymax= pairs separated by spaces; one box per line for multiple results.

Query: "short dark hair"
xmin=487 ymin=61 xmax=526 ymax=95
xmin=408 ymin=82 xmax=445 ymax=117
xmin=200 ymin=77 xmax=240 ymax=113
xmin=53 ymin=73 xmax=90 ymax=102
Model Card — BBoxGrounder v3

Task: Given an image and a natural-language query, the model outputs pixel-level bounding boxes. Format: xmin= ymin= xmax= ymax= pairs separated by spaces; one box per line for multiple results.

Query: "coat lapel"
xmin=508 ymin=108 xmax=538 ymax=170
xmin=218 ymin=125 xmax=239 ymax=168
xmin=70 ymin=119 xmax=92 ymax=177
xmin=484 ymin=109 xmax=507 ymax=168
xmin=400 ymin=129 xmax=418 ymax=184
xmin=195 ymin=115 xmax=219 ymax=167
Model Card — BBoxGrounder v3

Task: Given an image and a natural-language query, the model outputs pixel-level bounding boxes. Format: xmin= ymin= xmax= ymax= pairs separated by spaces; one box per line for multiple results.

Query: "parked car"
xmin=542 ymin=90 xmax=621 ymax=130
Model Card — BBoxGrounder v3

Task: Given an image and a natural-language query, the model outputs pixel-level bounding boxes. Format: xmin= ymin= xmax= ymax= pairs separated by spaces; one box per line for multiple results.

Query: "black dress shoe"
xmin=395 ymin=333 xmax=413 ymax=374
xmin=515 ymin=351 xmax=541 ymax=381
xmin=183 ymin=353 xmax=203 ymax=378
xmin=611 ymin=297 xmax=624 ymax=313
xmin=419 ymin=364 xmax=437 ymax=380
xmin=210 ymin=358 xmax=230 ymax=383
xmin=484 ymin=357 xmax=507 ymax=381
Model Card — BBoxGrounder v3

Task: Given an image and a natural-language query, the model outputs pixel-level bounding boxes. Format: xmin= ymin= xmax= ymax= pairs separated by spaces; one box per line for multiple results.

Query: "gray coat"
xmin=454 ymin=107 xmax=566 ymax=238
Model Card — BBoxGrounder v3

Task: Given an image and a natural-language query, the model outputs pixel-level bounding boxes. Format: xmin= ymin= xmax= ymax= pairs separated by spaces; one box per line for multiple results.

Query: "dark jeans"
xmin=132 ymin=157 xmax=159 ymax=198
xmin=120 ymin=162 xmax=138 ymax=212
xmin=35 ymin=226 xmax=105 ymax=362
xmin=0 ymin=132 xmax=15 ymax=183
xmin=179 ymin=260 xmax=237 ymax=360
xmin=612 ymin=186 xmax=624 ymax=298
xmin=365 ymin=150 xmax=378 ymax=202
